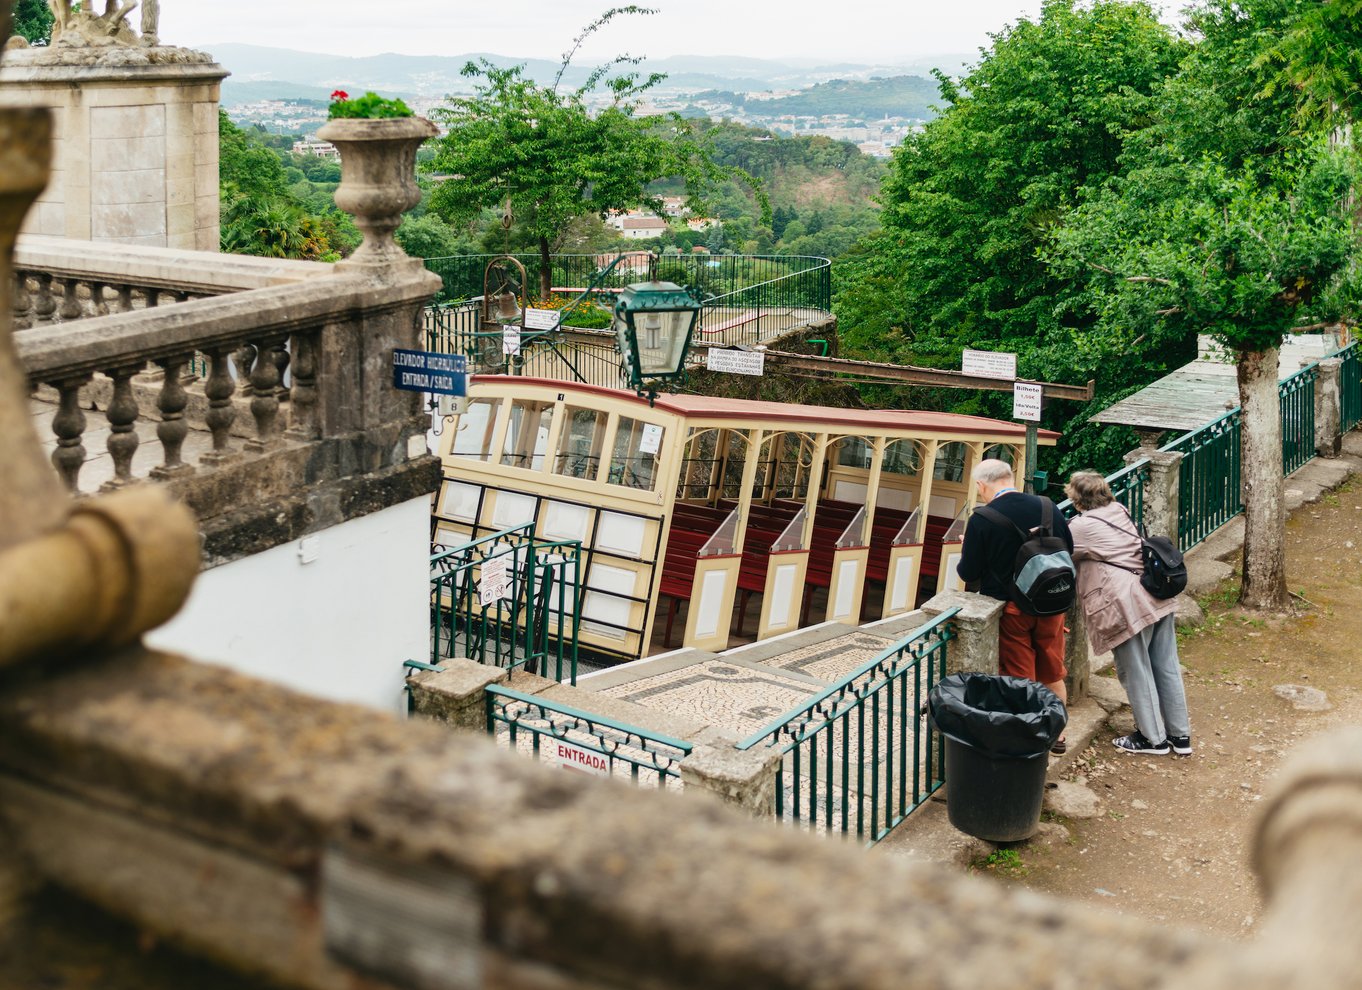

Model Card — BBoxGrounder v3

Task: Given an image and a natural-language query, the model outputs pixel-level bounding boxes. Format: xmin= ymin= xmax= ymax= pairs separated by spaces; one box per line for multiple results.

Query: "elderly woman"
xmin=1066 ymin=471 xmax=1192 ymax=756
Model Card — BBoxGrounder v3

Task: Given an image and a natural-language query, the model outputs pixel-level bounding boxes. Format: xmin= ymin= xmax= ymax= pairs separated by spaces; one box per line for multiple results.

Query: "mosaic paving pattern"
xmin=757 ymin=633 xmax=892 ymax=683
xmin=599 ymin=660 xmax=816 ymax=736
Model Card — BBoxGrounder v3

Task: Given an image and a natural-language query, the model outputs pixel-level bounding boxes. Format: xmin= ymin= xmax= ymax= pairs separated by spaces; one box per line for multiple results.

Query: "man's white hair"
xmin=972 ymin=458 xmax=1015 ymax=486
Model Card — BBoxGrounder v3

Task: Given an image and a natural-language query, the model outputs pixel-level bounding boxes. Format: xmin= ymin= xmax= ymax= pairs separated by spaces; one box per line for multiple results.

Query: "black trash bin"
xmin=928 ymin=673 xmax=1067 ymax=842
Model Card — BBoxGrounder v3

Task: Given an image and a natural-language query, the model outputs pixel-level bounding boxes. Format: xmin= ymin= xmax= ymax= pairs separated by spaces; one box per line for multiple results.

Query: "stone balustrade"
xmin=13 ymin=234 xmax=442 ymax=565
xmin=12 ymin=235 xmax=324 ymax=329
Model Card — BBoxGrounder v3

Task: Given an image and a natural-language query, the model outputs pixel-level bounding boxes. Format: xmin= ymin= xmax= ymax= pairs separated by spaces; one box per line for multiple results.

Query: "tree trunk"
xmin=537 ymin=235 xmax=552 ymax=301
xmin=1237 ymin=346 xmax=1290 ymax=611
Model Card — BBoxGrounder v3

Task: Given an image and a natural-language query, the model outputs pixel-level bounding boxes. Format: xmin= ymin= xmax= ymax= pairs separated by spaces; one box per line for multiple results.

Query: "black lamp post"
xmin=612 ymin=280 xmax=701 ymax=401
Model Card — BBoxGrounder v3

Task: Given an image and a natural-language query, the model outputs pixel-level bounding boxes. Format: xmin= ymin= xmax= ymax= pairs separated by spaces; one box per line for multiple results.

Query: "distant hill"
xmin=693 ymin=76 xmax=941 ymax=121
xmin=210 ymin=43 xmax=967 ymax=103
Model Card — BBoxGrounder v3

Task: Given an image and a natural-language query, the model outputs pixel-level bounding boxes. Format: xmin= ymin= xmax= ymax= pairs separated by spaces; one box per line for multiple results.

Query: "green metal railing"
xmin=485 ymin=684 xmax=691 ymax=789
xmin=425 ymin=302 xmax=628 ymax=388
xmin=1161 ymin=409 xmax=1242 ymax=550
xmin=735 ymin=609 xmax=958 ymax=845
xmin=1056 ymin=459 xmax=1150 ymax=527
xmin=1340 ymin=342 xmax=1361 ymax=433
xmin=430 ymin=523 xmax=582 ymax=684
xmin=423 ymin=252 xmax=833 ymax=353
xmin=1279 ymin=364 xmax=1318 ymax=476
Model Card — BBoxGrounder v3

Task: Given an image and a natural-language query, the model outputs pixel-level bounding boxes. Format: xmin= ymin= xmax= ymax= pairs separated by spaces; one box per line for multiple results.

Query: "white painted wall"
xmin=147 ymin=497 xmax=430 ymax=714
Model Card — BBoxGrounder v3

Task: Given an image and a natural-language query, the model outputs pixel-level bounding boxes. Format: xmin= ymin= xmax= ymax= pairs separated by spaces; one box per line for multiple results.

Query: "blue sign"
xmin=392 ymin=349 xmax=466 ymax=396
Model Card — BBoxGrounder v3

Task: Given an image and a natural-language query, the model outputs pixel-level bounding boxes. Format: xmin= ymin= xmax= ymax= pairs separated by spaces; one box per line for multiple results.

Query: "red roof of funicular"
xmin=470 ymin=377 xmax=1060 ymax=441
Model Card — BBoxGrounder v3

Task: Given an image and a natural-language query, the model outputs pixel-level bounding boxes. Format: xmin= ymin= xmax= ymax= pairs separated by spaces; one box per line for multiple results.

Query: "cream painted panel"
xmin=596 ymin=511 xmax=647 ymax=558
xmin=940 ymin=549 xmax=965 ymax=593
xmin=833 ymin=559 xmax=859 ymax=619
xmin=582 ymin=563 xmax=637 ymax=640
xmin=542 ymin=500 xmax=592 ymax=542
xmin=833 ymin=480 xmax=868 ymax=504
xmin=768 ymin=562 xmax=798 ymax=628
xmin=491 ymin=491 xmax=537 ymax=529
xmin=890 ymin=556 xmax=915 ymax=611
xmin=929 ymin=494 xmax=958 ymax=517
xmin=695 ymin=570 xmax=730 ymax=639
xmin=440 ymin=481 xmax=481 ymax=522
xmin=876 ymin=486 xmax=914 ymax=511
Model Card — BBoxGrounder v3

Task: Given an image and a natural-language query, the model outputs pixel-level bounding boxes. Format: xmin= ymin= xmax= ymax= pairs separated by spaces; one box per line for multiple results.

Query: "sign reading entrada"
xmin=391 ymin=349 xmax=467 ymax=396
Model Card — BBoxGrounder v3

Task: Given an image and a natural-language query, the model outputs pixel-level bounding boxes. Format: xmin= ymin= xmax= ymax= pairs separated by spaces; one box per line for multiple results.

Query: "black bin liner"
xmin=928 ymin=673 xmax=1068 ymax=842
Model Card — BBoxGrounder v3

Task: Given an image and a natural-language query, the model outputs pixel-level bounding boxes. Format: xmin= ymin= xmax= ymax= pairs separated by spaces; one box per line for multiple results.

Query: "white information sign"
xmin=479 ymin=556 xmax=509 ymax=606
xmin=639 ymin=422 xmax=663 ymax=455
xmin=1012 ymin=382 xmax=1043 ymax=422
xmin=501 ymin=324 xmax=521 ymax=356
xmin=962 ymin=348 xmax=1018 ymax=381
xmin=547 ymin=740 xmax=611 ymax=777
xmin=524 ymin=307 xmax=559 ymax=331
xmin=705 ymin=348 xmax=766 ymax=376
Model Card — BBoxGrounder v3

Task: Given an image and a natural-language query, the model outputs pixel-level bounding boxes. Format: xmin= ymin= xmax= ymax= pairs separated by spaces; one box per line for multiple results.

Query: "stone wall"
xmin=0 ymin=55 xmax=227 ymax=250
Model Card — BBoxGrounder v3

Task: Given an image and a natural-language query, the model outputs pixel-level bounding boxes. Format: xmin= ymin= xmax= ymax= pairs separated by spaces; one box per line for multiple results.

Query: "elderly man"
xmin=956 ymin=458 xmax=1074 ymax=753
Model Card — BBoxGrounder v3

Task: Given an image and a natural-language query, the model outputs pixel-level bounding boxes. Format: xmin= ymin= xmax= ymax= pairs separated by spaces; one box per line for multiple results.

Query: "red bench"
xmin=657 ymin=502 xmax=734 ymax=646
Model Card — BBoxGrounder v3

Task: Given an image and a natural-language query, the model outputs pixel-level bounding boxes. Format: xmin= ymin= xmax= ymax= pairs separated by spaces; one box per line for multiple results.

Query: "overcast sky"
xmin=159 ymin=0 xmax=1076 ymax=63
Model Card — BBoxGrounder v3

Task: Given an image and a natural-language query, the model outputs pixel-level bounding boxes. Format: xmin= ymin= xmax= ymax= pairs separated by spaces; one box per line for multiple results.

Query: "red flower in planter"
xmin=330 ymin=89 xmax=349 ymax=101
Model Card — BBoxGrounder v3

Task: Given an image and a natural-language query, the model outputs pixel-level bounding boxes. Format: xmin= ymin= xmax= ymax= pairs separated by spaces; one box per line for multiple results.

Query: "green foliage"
xmin=1053 ymin=146 xmax=1360 ymax=357
xmin=833 ymin=0 xmax=1185 ymax=473
xmin=395 ymin=214 xmax=465 ymax=260
xmin=218 ymin=112 xmax=358 ymax=261
xmin=1257 ymin=0 xmax=1362 ymax=130
xmin=327 ymin=91 xmax=414 ymax=120
xmin=13 ymin=0 xmax=54 ymax=44
xmin=423 ymin=7 xmax=764 ymax=295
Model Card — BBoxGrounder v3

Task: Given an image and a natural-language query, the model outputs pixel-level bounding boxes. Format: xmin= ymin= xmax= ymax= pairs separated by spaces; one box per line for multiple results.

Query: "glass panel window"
xmin=933 ymin=441 xmax=968 ymax=482
xmin=500 ymin=399 xmax=555 ymax=471
xmin=608 ymin=416 xmax=665 ymax=491
xmin=983 ymin=443 xmax=1015 ymax=467
xmin=883 ymin=440 xmax=921 ymax=476
xmin=449 ymin=398 xmax=499 ymax=460
xmin=554 ymin=406 xmax=607 ymax=481
xmin=837 ymin=436 xmax=872 ymax=469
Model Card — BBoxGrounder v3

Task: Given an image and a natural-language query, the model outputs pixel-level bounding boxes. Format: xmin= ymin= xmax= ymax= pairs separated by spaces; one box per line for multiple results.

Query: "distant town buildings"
xmin=292 ymin=139 xmax=339 ymax=159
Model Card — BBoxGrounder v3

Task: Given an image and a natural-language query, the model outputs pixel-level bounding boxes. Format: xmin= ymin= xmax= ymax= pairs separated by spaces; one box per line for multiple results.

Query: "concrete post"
xmin=678 ymin=727 xmax=784 ymax=818
xmin=1064 ymin=599 xmax=1089 ymax=703
xmin=1314 ymin=358 xmax=1342 ymax=457
xmin=406 ymin=659 xmax=509 ymax=732
xmin=921 ymin=590 xmax=1004 ymax=675
xmin=1126 ymin=448 xmax=1183 ymax=547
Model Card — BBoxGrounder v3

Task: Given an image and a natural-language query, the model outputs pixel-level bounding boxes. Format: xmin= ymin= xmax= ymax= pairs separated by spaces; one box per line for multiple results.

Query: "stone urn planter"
xmin=316 ymin=115 xmax=438 ymax=266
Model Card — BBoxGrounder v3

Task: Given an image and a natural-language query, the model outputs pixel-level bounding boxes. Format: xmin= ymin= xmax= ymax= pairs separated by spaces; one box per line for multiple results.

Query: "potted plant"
xmin=316 ymin=90 xmax=438 ymax=266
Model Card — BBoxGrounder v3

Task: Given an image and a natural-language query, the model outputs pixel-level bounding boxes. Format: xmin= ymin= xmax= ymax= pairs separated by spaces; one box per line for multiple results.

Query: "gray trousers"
xmin=1111 ymin=613 xmax=1191 ymax=742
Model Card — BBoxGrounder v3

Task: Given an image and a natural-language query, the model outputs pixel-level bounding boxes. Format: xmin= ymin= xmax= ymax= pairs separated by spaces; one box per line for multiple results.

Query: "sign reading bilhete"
xmin=391 ymin=350 xmax=467 ymax=396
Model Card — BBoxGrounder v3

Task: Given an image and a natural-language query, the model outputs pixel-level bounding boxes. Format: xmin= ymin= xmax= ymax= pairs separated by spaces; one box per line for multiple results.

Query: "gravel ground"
xmin=971 ymin=475 xmax=1362 ymax=940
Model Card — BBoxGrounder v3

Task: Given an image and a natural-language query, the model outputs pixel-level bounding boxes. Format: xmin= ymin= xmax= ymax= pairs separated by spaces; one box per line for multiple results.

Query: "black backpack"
xmin=1091 ymin=512 xmax=1187 ymax=600
xmin=974 ymin=499 xmax=1077 ymax=616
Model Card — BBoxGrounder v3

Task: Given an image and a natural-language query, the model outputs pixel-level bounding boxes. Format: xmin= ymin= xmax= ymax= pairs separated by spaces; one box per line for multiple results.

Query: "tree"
xmin=424 ymin=7 xmax=763 ymax=299
xmin=1053 ymin=147 xmax=1359 ymax=610
xmin=832 ymin=0 xmax=1185 ymax=473
xmin=13 ymin=0 xmax=54 ymax=44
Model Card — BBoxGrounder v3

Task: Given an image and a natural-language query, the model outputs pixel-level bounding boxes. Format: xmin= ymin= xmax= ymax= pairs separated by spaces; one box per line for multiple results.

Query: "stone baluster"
xmin=116 ymin=283 xmax=135 ymax=313
xmin=273 ymin=342 xmax=291 ymax=403
xmin=31 ymin=273 xmax=56 ymax=324
xmin=59 ymin=277 xmax=82 ymax=321
xmin=150 ymin=354 xmax=195 ymax=480
xmin=145 ymin=288 xmax=161 ymax=308
xmin=285 ymin=330 xmax=319 ymax=440
xmin=90 ymin=281 xmax=109 ymax=317
xmin=49 ymin=375 xmax=90 ymax=493
xmin=99 ymin=363 xmax=145 ymax=491
xmin=13 ymin=272 xmax=32 ymax=328
xmin=200 ymin=347 xmax=239 ymax=466
xmin=246 ymin=335 xmax=285 ymax=452
xmin=234 ymin=342 xmax=256 ymax=396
